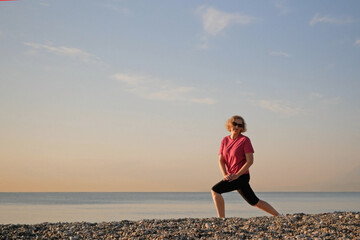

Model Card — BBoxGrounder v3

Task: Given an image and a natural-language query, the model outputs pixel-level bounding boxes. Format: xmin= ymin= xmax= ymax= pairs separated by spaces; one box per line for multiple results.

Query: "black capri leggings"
xmin=211 ymin=174 xmax=259 ymax=206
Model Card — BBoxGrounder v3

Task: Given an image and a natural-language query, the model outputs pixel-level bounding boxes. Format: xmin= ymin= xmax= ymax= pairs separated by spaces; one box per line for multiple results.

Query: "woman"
xmin=211 ymin=115 xmax=279 ymax=218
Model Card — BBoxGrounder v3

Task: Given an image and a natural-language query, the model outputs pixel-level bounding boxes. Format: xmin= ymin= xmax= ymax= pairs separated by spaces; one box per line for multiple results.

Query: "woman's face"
xmin=231 ymin=119 xmax=244 ymax=135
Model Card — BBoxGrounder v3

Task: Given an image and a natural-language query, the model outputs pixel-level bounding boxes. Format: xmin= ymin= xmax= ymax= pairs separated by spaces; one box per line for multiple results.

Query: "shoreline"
xmin=1 ymin=212 xmax=359 ymax=239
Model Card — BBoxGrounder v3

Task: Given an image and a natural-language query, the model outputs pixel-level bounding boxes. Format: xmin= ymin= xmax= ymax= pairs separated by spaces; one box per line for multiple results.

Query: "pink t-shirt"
xmin=219 ymin=134 xmax=254 ymax=175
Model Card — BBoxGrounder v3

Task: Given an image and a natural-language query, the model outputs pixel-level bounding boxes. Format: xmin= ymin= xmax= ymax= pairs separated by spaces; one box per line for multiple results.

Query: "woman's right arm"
xmin=218 ymin=154 xmax=228 ymax=179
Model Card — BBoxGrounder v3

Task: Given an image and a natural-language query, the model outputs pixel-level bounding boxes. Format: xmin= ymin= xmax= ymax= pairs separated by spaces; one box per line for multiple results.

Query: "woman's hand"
xmin=225 ymin=153 xmax=254 ymax=182
xmin=224 ymin=173 xmax=240 ymax=182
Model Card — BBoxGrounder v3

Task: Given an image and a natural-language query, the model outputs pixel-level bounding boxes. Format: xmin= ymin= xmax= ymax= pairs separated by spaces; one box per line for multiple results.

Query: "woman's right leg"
xmin=236 ymin=174 xmax=279 ymax=216
xmin=211 ymin=190 xmax=225 ymax=218
xmin=255 ymin=200 xmax=279 ymax=216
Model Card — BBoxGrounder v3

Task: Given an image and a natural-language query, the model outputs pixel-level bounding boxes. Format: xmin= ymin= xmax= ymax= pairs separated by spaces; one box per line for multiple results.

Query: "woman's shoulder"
xmin=221 ymin=135 xmax=230 ymax=141
xmin=241 ymin=134 xmax=250 ymax=139
xmin=240 ymin=134 xmax=252 ymax=141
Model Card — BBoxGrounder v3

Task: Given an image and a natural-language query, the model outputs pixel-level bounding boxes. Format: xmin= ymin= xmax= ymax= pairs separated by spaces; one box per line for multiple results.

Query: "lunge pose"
xmin=211 ymin=115 xmax=279 ymax=218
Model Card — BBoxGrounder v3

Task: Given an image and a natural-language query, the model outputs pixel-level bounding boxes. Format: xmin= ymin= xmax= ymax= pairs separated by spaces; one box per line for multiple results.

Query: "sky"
xmin=1 ymin=0 xmax=360 ymax=192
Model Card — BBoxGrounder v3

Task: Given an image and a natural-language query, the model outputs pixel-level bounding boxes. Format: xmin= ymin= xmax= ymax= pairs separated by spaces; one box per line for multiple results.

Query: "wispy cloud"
xmin=310 ymin=14 xmax=355 ymax=26
xmin=272 ymin=0 xmax=291 ymax=15
xmin=355 ymin=39 xmax=360 ymax=47
xmin=196 ymin=6 xmax=257 ymax=49
xmin=198 ymin=6 xmax=257 ymax=36
xmin=24 ymin=42 xmax=102 ymax=64
xmin=251 ymin=99 xmax=307 ymax=117
xmin=309 ymin=92 xmax=323 ymax=99
xmin=112 ymin=73 xmax=216 ymax=105
xmin=309 ymin=92 xmax=341 ymax=105
xmin=38 ymin=0 xmax=50 ymax=7
xmin=199 ymin=36 xmax=210 ymax=50
xmin=269 ymin=51 xmax=290 ymax=57
xmin=103 ymin=3 xmax=130 ymax=15
xmin=251 ymin=92 xmax=341 ymax=117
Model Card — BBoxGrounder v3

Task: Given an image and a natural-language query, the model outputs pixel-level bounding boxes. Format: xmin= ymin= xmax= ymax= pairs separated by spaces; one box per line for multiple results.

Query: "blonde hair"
xmin=225 ymin=115 xmax=247 ymax=133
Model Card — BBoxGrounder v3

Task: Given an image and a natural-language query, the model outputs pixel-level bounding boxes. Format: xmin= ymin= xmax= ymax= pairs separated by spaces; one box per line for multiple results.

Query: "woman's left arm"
xmin=229 ymin=153 xmax=254 ymax=182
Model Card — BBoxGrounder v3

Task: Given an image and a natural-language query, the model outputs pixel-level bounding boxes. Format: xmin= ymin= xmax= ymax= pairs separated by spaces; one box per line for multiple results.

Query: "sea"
xmin=0 ymin=192 xmax=359 ymax=224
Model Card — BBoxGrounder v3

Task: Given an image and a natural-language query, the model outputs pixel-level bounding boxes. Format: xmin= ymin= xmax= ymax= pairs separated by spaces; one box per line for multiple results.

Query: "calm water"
xmin=0 ymin=192 xmax=359 ymax=224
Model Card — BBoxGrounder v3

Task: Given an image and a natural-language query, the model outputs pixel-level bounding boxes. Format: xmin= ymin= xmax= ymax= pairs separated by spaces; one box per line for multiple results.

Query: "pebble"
xmin=0 ymin=212 xmax=359 ymax=239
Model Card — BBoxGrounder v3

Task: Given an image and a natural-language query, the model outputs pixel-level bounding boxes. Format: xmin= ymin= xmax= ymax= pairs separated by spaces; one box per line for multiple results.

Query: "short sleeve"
xmin=244 ymin=137 xmax=254 ymax=153
xmin=219 ymin=138 xmax=225 ymax=155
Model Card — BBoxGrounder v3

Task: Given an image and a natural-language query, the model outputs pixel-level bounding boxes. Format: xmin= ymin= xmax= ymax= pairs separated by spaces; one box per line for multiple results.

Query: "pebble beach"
xmin=1 ymin=212 xmax=359 ymax=239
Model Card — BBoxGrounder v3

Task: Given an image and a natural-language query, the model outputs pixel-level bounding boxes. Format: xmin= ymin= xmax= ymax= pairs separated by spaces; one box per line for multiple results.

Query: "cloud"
xmin=112 ymin=73 xmax=216 ymax=104
xmin=252 ymin=94 xmax=341 ymax=117
xmin=103 ymin=3 xmax=130 ymax=15
xmin=112 ymin=73 xmax=150 ymax=85
xmin=310 ymin=14 xmax=355 ymax=26
xmin=309 ymin=92 xmax=341 ymax=105
xmin=199 ymin=36 xmax=210 ymax=50
xmin=196 ymin=6 xmax=257 ymax=49
xmin=197 ymin=6 xmax=257 ymax=36
xmin=272 ymin=0 xmax=291 ymax=15
xmin=38 ymin=0 xmax=50 ymax=6
xmin=251 ymin=99 xmax=307 ymax=117
xmin=355 ymin=39 xmax=360 ymax=47
xmin=24 ymin=42 xmax=102 ymax=64
xmin=269 ymin=51 xmax=290 ymax=57
xmin=309 ymin=92 xmax=323 ymax=99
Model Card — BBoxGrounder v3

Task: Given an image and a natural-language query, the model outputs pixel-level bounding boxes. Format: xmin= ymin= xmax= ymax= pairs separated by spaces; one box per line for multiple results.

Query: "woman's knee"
xmin=211 ymin=189 xmax=220 ymax=197
xmin=211 ymin=185 xmax=220 ymax=194
xmin=246 ymin=197 xmax=260 ymax=206
xmin=252 ymin=199 xmax=261 ymax=207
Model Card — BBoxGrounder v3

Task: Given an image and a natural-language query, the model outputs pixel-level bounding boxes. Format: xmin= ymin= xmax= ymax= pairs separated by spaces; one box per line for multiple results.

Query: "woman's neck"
xmin=230 ymin=132 xmax=241 ymax=139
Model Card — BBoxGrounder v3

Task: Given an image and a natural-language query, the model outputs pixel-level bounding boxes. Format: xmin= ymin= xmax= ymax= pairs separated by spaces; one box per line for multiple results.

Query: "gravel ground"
xmin=1 ymin=212 xmax=359 ymax=239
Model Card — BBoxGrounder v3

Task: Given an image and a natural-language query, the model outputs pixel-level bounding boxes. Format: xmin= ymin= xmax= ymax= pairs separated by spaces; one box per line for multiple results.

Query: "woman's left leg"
xmin=212 ymin=179 xmax=241 ymax=218
xmin=211 ymin=190 xmax=225 ymax=218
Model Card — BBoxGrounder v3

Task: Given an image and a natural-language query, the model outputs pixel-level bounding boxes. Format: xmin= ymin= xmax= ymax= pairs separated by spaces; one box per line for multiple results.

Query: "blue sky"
xmin=1 ymin=0 xmax=360 ymax=192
